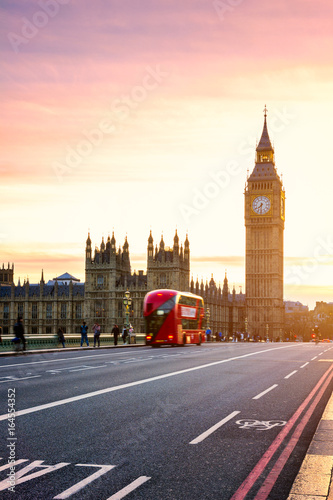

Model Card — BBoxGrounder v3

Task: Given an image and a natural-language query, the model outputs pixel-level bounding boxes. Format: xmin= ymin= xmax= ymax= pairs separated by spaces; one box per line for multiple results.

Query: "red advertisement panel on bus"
xmin=143 ymin=289 xmax=205 ymax=346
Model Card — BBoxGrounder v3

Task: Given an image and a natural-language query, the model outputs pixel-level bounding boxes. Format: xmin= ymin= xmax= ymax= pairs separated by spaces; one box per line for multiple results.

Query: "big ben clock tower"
xmin=245 ymin=107 xmax=285 ymax=340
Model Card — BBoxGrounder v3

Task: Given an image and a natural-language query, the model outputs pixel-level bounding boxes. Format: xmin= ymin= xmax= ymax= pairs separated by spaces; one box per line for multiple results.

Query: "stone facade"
xmin=0 ymin=231 xmax=245 ymax=336
xmin=0 ymin=264 xmax=14 ymax=285
xmin=190 ymin=273 xmax=246 ymax=337
xmin=245 ymin=110 xmax=285 ymax=340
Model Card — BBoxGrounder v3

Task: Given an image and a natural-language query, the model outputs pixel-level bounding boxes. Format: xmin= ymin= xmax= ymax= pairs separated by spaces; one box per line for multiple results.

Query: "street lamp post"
xmin=245 ymin=317 xmax=248 ymax=341
xmin=123 ymin=289 xmax=132 ymax=332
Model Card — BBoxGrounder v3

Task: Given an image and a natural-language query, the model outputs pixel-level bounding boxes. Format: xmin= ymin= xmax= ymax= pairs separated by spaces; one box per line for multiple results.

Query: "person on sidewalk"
xmin=92 ymin=322 xmax=101 ymax=348
xmin=80 ymin=321 xmax=89 ymax=347
xmin=122 ymin=326 xmax=128 ymax=344
xmin=14 ymin=316 xmax=26 ymax=351
xmin=57 ymin=327 xmax=66 ymax=348
xmin=111 ymin=324 xmax=119 ymax=346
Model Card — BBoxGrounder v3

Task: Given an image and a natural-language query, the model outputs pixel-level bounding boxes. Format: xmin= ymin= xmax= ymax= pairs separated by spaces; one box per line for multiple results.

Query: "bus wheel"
xmin=197 ymin=334 xmax=202 ymax=346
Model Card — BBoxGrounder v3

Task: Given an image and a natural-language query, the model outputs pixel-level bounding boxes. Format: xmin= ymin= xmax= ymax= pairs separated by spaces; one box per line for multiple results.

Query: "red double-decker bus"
xmin=144 ymin=289 xmax=205 ymax=347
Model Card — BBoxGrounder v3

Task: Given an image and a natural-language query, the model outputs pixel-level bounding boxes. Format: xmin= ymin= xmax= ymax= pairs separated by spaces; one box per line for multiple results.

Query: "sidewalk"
xmin=288 ymin=390 xmax=333 ymax=499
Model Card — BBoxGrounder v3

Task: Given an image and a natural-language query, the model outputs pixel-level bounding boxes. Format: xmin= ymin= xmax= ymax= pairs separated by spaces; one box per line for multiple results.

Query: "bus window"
xmin=179 ymin=295 xmax=197 ymax=307
xmin=181 ymin=318 xmax=200 ymax=330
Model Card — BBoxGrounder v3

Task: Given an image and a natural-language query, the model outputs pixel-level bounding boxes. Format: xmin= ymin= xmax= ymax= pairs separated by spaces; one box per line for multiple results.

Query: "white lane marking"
xmin=157 ymin=354 xmax=182 ymax=358
xmin=0 ymin=460 xmax=69 ymax=491
xmin=46 ymin=366 xmax=88 ymax=373
xmin=0 ymin=346 xmax=298 ymax=422
xmin=0 ymin=350 xmax=153 ymax=369
xmin=0 ymin=375 xmax=41 ymax=383
xmin=0 ymin=459 xmax=29 ymax=472
xmin=300 ymin=362 xmax=309 ymax=368
xmin=112 ymin=358 xmax=135 ymax=362
xmin=253 ymin=384 xmax=278 ymax=400
xmin=54 ymin=464 xmax=115 ymax=499
xmin=106 ymin=476 xmax=151 ymax=500
xmin=311 ymin=356 xmax=318 ymax=360
xmin=123 ymin=357 xmax=154 ymax=363
xmin=285 ymin=370 xmax=298 ymax=379
xmin=69 ymin=365 xmax=107 ymax=372
xmin=236 ymin=419 xmax=286 ymax=431
xmin=190 ymin=411 xmax=240 ymax=444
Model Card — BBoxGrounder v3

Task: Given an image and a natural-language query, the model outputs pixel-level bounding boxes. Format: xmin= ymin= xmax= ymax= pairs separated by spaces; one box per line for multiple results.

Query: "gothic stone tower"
xmin=244 ymin=108 xmax=285 ymax=340
xmin=147 ymin=230 xmax=190 ymax=291
xmin=85 ymin=232 xmax=132 ymax=330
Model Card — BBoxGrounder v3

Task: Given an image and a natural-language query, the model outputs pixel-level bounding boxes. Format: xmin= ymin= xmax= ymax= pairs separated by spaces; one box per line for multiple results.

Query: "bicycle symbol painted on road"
xmin=236 ymin=419 xmax=286 ymax=431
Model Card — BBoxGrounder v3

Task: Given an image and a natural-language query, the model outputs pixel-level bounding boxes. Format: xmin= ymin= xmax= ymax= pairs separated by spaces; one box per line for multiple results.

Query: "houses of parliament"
xmin=0 ymin=111 xmax=285 ymax=339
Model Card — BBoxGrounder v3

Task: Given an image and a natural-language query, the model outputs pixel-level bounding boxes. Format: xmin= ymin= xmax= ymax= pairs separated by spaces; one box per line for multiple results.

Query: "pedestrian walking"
xmin=14 ymin=316 xmax=26 ymax=351
xmin=122 ymin=326 xmax=128 ymax=344
xmin=0 ymin=325 xmax=2 ymax=343
xmin=57 ymin=327 xmax=66 ymax=348
xmin=92 ymin=322 xmax=101 ymax=347
xmin=111 ymin=324 xmax=119 ymax=346
xmin=80 ymin=321 xmax=89 ymax=347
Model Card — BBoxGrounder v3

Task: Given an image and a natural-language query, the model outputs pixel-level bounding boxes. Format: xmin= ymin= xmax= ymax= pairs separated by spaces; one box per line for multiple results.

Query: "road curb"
xmin=288 ymin=389 xmax=333 ymax=499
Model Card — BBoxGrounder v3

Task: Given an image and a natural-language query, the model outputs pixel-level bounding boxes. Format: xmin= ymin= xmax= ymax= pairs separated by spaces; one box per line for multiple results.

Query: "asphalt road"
xmin=0 ymin=342 xmax=332 ymax=499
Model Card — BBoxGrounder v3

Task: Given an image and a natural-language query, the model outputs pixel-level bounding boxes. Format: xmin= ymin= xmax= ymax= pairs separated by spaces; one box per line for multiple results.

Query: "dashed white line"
xmin=300 ymin=362 xmax=309 ymax=368
xmin=69 ymin=365 xmax=107 ymax=372
xmin=253 ymin=384 xmax=278 ymax=400
xmin=311 ymin=356 xmax=318 ymax=360
xmin=0 ymin=351 xmax=152 ymax=369
xmin=285 ymin=370 xmax=298 ymax=379
xmin=0 ymin=375 xmax=41 ymax=384
xmin=123 ymin=358 xmax=152 ymax=363
xmin=189 ymin=410 xmax=240 ymax=444
xmin=106 ymin=476 xmax=151 ymax=500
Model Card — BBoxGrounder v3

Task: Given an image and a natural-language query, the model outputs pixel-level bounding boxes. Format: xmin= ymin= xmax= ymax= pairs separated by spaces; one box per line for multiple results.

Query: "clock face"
xmin=252 ymin=195 xmax=271 ymax=215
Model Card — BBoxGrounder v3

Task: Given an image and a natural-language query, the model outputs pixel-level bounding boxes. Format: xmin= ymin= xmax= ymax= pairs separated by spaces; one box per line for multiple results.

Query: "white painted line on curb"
xmin=285 ymin=370 xmax=298 ymax=379
xmin=190 ymin=411 xmax=241 ymax=444
xmin=106 ymin=476 xmax=151 ymax=500
xmin=253 ymin=384 xmax=278 ymax=400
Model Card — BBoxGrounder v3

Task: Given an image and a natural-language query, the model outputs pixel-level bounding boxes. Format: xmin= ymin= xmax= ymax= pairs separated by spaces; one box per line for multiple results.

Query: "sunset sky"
xmin=1 ymin=0 xmax=332 ymax=309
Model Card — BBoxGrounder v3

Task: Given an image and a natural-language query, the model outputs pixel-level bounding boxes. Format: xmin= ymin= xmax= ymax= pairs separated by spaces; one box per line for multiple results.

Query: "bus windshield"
xmin=145 ymin=295 xmax=177 ymax=335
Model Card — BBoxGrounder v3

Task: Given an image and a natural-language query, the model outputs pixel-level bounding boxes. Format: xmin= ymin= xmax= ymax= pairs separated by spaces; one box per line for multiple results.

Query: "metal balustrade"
xmin=0 ymin=334 xmax=145 ymax=352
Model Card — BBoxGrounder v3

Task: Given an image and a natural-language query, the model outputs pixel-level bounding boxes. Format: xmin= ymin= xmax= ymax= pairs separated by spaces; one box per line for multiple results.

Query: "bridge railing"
xmin=0 ymin=334 xmax=146 ymax=351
